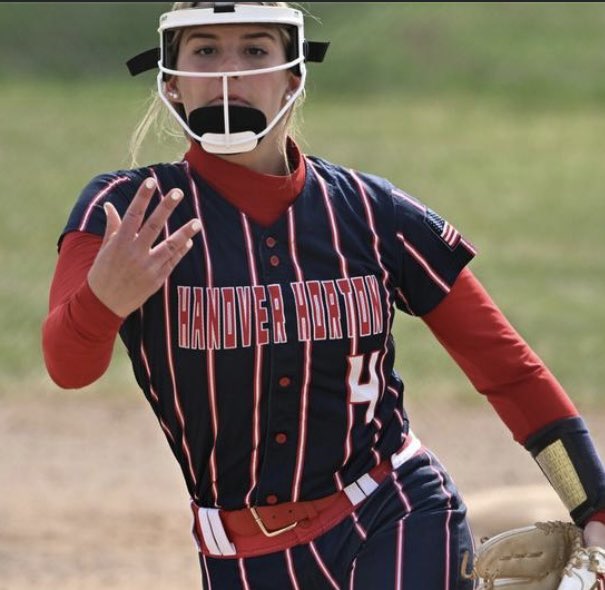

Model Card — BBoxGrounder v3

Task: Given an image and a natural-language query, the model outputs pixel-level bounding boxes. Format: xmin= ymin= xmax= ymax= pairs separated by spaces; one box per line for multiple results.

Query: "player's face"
xmin=169 ymin=24 xmax=298 ymax=123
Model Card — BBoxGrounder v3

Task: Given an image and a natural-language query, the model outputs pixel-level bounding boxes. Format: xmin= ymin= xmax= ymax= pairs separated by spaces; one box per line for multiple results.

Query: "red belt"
xmin=191 ymin=432 xmax=422 ymax=558
xmin=191 ymin=459 xmax=394 ymax=559
xmin=228 ymin=459 xmax=392 ymax=537
xmin=223 ymin=490 xmax=343 ymax=537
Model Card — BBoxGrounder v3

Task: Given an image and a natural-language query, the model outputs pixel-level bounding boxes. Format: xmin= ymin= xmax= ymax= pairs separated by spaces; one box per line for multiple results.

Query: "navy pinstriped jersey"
xmin=62 ymin=155 xmax=476 ymax=509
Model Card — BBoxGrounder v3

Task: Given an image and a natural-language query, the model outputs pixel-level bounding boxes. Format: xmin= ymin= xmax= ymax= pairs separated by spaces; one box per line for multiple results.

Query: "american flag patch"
xmin=424 ymin=208 xmax=461 ymax=249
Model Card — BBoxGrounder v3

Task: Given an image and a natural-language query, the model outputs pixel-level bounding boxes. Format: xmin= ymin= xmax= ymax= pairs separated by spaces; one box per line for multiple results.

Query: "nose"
xmin=218 ymin=49 xmax=244 ymax=75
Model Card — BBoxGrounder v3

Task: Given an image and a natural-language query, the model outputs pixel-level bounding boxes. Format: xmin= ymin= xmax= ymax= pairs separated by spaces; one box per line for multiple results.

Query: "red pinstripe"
xmin=334 ymin=471 xmax=344 ymax=491
xmin=349 ymin=558 xmax=357 ymax=590
xmin=387 ymin=385 xmax=399 ymax=397
xmin=285 ymin=549 xmax=301 ymax=590
xmin=241 ymin=215 xmax=264 ymax=506
xmin=238 ymin=558 xmax=251 ymax=590
xmin=394 ymin=408 xmax=405 ymax=427
xmin=307 ymin=160 xmax=349 ymax=282
xmin=396 ymin=233 xmax=450 ymax=293
xmin=310 ymin=541 xmax=341 ymax=590
xmin=395 ymin=519 xmax=404 ymax=590
xmin=395 ymin=287 xmax=415 ymax=316
xmin=307 ymin=162 xmax=358 ymax=470
xmin=139 ymin=309 xmax=176 ymax=446
xmin=426 ymin=452 xmax=453 ymax=590
xmin=351 ymin=171 xmax=395 ymax=466
xmin=390 ymin=471 xmax=412 ymax=512
xmin=288 ymin=208 xmax=312 ymax=502
xmin=201 ymin=554 xmax=212 ymax=590
xmin=78 ymin=176 xmax=130 ymax=231
xmin=371 ymin=448 xmax=381 ymax=464
xmin=185 ymin=163 xmax=220 ymax=504
xmin=461 ymin=238 xmax=478 ymax=256
xmin=350 ymin=510 xmax=367 ymax=540
xmin=150 ymin=169 xmax=197 ymax=489
xmin=392 ymin=189 xmax=426 ymax=214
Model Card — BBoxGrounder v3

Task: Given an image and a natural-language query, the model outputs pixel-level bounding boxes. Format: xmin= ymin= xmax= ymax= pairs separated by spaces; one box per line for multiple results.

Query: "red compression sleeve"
xmin=42 ymin=232 xmax=123 ymax=388
xmin=422 ymin=267 xmax=578 ymax=445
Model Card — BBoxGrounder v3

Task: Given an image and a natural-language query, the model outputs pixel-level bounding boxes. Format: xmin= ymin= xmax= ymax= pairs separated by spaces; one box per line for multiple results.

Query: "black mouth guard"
xmin=188 ymin=105 xmax=267 ymax=138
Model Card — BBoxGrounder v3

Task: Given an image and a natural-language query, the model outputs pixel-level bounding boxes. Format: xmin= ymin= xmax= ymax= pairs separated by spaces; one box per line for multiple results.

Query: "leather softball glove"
xmin=461 ymin=521 xmax=605 ymax=589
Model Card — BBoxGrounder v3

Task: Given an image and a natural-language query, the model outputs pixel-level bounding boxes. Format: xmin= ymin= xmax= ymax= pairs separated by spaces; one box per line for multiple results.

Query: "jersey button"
xmin=275 ymin=433 xmax=288 ymax=444
xmin=269 ymin=255 xmax=280 ymax=267
xmin=265 ymin=236 xmax=277 ymax=248
xmin=278 ymin=376 xmax=291 ymax=388
xmin=266 ymin=494 xmax=278 ymax=505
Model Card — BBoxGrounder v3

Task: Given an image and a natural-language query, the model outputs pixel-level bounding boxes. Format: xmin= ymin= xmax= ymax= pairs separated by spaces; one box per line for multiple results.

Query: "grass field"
xmin=1 ymin=80 xmax=604 ymax=404
xmin=3 ymin=3 xmax=605 ymax=107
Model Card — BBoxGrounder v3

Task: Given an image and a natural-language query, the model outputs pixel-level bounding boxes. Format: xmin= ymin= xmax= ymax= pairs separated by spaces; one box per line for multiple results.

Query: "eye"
xmin=246 ymin=46 xmax=269 ymax=57
xmin=194 ymin=46 xmax=216 ymax=57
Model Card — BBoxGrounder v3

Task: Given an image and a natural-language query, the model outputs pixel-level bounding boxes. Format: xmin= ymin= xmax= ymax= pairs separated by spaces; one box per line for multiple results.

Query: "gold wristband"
xmin=536 ymin=439 xmax=588 ymax=512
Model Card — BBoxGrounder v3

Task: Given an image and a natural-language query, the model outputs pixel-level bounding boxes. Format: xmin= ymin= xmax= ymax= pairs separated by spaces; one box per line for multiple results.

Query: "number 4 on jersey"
xmin=347 ymin=351 xmax=380 ymax=424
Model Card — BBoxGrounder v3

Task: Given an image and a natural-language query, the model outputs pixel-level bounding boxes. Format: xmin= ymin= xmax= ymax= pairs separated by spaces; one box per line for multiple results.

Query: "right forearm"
xmin=42 ymin=230 xmax=122 ymax=389
xmin=42 ymin=279 xmax=122 ymax=388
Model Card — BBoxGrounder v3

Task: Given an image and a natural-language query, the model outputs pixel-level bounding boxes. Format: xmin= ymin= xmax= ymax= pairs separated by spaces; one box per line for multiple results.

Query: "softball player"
xmin=43 ymin=2 xmax=605 ymax=588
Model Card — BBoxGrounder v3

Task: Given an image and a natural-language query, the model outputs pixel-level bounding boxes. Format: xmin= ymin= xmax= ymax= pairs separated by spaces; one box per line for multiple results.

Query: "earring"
xmin=285 ymin=92 xmax=293 ymax=101
xmin=168 ymin=89 xmax=180 ymax=100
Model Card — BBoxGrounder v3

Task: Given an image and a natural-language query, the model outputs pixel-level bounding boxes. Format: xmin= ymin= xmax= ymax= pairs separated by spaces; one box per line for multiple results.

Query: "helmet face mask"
xmin=157 ymin=4 xmax=307 ymax=155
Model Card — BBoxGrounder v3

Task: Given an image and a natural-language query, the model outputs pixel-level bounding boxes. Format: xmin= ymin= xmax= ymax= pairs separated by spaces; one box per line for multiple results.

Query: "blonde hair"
xmin=129 ymin=1 xmax=305 ymax=166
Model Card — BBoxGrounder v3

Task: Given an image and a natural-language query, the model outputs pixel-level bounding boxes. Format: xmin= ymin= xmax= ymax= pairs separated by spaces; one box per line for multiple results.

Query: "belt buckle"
xmin=249 ymin=506 xmax=299 ymax=538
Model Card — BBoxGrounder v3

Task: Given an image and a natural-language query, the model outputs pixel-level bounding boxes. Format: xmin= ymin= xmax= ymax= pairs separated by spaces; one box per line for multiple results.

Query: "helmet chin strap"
xmin=187 ymin=105 xmax=268 ymax=155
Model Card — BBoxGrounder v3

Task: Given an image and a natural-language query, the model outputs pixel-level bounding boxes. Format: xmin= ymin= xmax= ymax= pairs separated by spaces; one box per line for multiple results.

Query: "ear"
xmin=164 ymin=78 xmax=181 ymax=103
xmin=283 ymin=74 xmax=301 ymax=102
xmin=287 ymin=74 xmax=301 ymax=95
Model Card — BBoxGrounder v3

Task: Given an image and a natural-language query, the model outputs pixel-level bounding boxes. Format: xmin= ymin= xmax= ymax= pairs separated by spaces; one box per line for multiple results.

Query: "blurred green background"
xmin=1 ymin=2 xmax=604 ymax=406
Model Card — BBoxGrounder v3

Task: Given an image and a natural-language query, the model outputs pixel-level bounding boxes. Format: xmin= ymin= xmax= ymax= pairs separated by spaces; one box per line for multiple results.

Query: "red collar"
xmin=184 ymin=139 xmax=306 ymax=227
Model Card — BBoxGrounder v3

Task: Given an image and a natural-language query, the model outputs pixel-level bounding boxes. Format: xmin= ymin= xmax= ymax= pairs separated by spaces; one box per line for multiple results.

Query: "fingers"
xmin=161 ymin=239 xmax=196 ymax=276
xmin=151 ymin=219 xmax=202 ymax=271
xmin=118 ymin=177 xmax=159 ymax=240
xmin=109 ymin=177 xmax=187 ymax=251
xmin=136 ymin=187 xmax=185 ymax=250
xmin=101 ymin=201 xmax=122 ymax=247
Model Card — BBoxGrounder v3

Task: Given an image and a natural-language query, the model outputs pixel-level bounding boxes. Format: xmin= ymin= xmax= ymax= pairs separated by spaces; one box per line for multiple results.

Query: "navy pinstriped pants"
xmin=198 ymin=450 xmax=475 ymax=589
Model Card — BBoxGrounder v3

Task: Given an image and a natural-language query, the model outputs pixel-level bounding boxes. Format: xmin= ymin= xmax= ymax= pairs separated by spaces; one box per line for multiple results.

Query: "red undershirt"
xmin=43 ymin=141 xmax=605 ymax=525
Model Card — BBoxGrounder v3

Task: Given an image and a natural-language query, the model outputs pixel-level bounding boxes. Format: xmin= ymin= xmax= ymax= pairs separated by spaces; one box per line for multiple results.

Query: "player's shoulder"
xmin=79 ymin=161 xmax=188 ymax=202
xmin=304 ymin=154 xmax=395 ymax=200
xmin=62 ymin=161 xmax=189 ymax=243
xmin=305 ymin=154 xmax=432 ymax=224
xmin=306 ymin=154 xmax=434 ymax=210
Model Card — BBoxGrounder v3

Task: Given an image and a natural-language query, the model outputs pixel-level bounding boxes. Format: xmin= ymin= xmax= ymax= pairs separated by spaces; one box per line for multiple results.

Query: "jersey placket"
xmin=251 ymin=221 xmax=302 ymax=506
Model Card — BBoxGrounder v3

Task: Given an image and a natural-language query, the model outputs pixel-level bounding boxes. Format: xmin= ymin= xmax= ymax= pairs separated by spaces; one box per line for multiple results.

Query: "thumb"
xmin=102 ymin=202 xmax=121 ymax=247
xmin=583 ymin=520 xmax=605 ymax=547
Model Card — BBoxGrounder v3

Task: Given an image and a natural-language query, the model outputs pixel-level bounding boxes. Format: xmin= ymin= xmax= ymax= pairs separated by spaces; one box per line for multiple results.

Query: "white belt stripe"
xmin=208 ymin=509 xmax=237 ymax=556
xmin=357 ymin=473 xmax=379 ymax=496
xmin=199 ymin=508 xmax=221 ymax=556
xmin=391 ymin=431 xmax=422 ymax=469
xmin=199 ymin=507 xmax=236 ymax=556
xmin=343 ymin=481 xmax=368 ymax=505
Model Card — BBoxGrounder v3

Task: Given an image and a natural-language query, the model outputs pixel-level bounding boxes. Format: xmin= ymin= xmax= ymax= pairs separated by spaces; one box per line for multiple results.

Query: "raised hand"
xmin=87 ymin=177 xmax=201 ymax=318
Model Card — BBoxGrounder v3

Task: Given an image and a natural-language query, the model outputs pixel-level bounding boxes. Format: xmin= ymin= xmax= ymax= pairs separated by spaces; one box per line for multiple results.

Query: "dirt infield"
xmin=1 ymin=391 xmax=602 ymax=590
